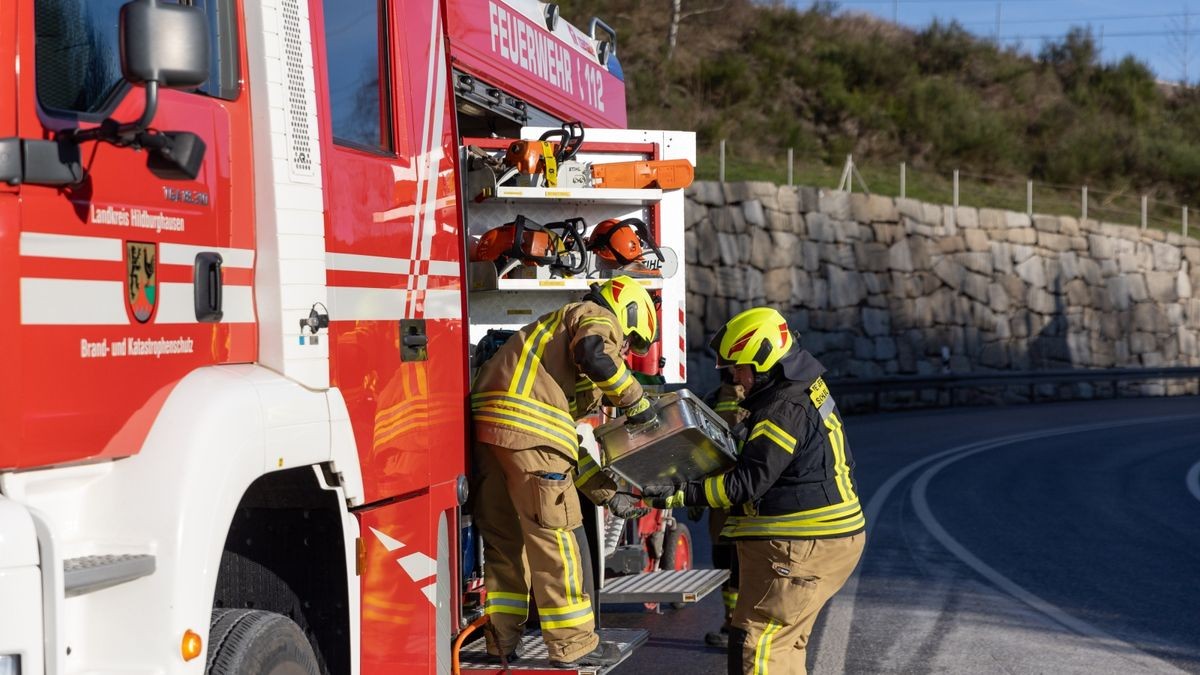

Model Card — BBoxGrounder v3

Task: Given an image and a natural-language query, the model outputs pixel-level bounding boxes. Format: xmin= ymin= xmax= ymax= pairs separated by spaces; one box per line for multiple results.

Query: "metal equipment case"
xmin=594 ymin=390 xmax=737 ymax=487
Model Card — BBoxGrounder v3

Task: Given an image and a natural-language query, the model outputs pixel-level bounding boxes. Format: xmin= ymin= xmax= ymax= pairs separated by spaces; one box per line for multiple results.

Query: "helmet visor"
xmin=628 ymin=332 xmax=653 ymax=356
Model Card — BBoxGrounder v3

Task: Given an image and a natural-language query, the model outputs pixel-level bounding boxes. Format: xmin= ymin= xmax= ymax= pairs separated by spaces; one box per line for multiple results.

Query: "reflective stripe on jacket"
xmin=471 ymin=300 xmax=645 ymax=458
xmin=709 ymin=382 xmax=749 ymax=428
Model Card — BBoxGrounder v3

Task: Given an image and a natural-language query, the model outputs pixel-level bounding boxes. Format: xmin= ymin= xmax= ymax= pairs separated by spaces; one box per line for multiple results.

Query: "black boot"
xmin=483 ymin=639 xmax=521 ymax=666
xmin=483 ymin=649 xmax=518 ymax=666
xmin=552 ymin=641 xmax=622 ymax=667
xmin=704 ymin=624 xmax=730 ymax=648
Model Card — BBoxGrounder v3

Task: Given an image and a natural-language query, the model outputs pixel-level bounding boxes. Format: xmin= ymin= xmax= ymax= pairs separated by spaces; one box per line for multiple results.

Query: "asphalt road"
xmin=605 ymin=395 xmax=1200 ymax=674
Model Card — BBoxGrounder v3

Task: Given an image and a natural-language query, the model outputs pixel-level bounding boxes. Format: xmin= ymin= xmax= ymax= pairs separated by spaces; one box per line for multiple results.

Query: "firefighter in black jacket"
xmin=643 ymin=307 xmax=866 ymax=675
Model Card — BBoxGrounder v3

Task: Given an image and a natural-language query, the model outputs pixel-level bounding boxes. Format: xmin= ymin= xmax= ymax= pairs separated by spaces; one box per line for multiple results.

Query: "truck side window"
xmin=321 ymin=0 xmax=393 ymax=152
xmin=34 ymin=0 xmax=240 ymax=116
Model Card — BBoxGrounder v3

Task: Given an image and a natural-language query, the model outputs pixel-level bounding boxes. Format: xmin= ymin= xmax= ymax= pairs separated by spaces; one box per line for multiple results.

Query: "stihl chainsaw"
xmin=466 ymin=120 xmax=696 ymax=194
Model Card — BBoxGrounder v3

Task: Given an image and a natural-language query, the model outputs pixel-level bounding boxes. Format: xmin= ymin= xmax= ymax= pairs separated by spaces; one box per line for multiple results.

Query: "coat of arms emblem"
xmin=126 ymin=241 xmax=158 ymax=323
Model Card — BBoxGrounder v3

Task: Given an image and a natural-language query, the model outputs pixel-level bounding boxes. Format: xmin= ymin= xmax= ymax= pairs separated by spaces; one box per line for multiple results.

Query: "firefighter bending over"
xmin=644 ymin=307 xmax=866 ymax=675
xmin=470 ymin=275 xmax=659 ymax=667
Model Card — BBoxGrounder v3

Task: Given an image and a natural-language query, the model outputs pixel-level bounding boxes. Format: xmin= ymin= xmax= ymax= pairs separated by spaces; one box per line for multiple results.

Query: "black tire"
xmin=207 ymin=609 xmax=321 ymax=675
xmin=660 ymin=522 xmax=694 ymax=609
xmin=659 ymin=522 xmax=693 ymax=572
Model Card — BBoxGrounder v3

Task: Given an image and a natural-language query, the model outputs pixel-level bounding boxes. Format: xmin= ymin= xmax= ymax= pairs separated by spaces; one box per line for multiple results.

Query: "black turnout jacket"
xmin=681 ymin=349 xmax=865 ymax=539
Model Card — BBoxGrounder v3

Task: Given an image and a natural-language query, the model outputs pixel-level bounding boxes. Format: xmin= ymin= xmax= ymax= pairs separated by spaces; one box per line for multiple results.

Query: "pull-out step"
xmin=459 ymin=627 xmax=647 ymax=674
xmin=64 ymin=554 xmax=155 ymax=597
xmin=599 ymin=568 xmax=729 ymax=605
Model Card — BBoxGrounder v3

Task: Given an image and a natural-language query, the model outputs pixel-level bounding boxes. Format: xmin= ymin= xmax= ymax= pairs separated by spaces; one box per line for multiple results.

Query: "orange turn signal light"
xmin=181 ymin=629 xmax=203 ymax=661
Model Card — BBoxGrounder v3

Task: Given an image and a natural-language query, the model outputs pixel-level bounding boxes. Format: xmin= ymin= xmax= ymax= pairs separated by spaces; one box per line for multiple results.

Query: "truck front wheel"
xmin=206 ymin=608 xmax=321 ymax=675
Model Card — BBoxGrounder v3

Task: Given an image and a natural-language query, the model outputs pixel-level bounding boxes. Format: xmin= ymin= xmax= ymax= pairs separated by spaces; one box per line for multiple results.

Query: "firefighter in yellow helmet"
xmin=644 ymin=307 xmax=865 ymax=675
xmin=470 ymin=275 xmax=659 ymax=667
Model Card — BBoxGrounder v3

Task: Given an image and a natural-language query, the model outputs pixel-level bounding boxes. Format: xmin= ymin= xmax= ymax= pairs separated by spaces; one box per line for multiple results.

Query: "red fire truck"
xmin=0 ymin=1 xmax=717 ymax=673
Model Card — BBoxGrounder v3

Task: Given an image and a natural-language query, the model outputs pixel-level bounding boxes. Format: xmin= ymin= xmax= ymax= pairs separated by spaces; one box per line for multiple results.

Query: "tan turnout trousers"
xmin=474 ymin=442 xmax=598 ymax=663
xmin=731 ymin=533 xmax=865 ymax=675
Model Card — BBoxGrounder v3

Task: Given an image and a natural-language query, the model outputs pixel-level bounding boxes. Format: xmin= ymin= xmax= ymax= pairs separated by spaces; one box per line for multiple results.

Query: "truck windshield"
xmin=34 ymin=0 xmax=238 ymax=115
xmin=35 ymin=0 xmax=127 ymax=113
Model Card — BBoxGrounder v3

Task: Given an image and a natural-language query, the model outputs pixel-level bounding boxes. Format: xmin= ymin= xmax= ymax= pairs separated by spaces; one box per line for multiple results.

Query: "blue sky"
xmin=802 ymin=0 xmax=1200 ymax=83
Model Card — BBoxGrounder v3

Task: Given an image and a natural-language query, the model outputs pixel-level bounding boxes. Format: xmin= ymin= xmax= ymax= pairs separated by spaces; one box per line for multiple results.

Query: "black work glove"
xmin=687 ymin=505 xmax=706 ymax=522
xmin=607 ymin=492 xmax=650 ymax=519
xmin=640 ymin=482 xmax=684 ymax=509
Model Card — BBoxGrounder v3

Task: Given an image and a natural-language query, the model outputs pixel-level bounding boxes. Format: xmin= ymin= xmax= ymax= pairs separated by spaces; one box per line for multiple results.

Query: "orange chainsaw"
xmin=484 ymin=119 xmax=695 ymax=191
xmin=586 ymin=158 xmax=695 ymax=190
xmin=473 ymin=215 xmax=587 ymax=277
xmin=586 ymin=217 xmax=679 ymax=278
xmin=497 ymin=122 xmax=585 ymax=188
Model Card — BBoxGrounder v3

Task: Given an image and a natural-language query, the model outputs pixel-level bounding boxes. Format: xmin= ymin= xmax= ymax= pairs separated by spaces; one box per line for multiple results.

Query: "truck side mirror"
xmin=62 ymin=0 xmax=212 ymax=180
xmin=121 ymin=0 xmax=211 ymax=91
xmin=13 ymin=0 xmax=213 ymax=185
xmin=116 ymin=0 xmax=210 ymax=133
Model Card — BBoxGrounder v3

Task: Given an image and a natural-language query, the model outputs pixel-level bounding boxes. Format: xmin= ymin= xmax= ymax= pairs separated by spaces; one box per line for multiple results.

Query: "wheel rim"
xmin=673 ymin=531 xmax=691 ymax=570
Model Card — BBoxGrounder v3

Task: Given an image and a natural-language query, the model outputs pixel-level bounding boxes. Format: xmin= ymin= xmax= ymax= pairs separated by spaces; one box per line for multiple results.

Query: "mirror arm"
xmin=63 ymin=80 xmax=159 ymax=145
xmin=122 ymin=80 xmax=160 ymax=135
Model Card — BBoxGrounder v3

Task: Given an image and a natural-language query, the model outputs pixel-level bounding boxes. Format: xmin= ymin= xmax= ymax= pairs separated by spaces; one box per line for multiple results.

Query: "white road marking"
xmin=1187 ymin=460 xmax=1200 ymax=504
xmin=815 ymin=415 xmax=1198 ymax=675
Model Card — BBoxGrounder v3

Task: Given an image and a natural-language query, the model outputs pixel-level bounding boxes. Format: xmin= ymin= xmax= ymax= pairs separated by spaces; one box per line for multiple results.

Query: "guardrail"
xmin=828 ymin=367 xmax=1200 ymax=412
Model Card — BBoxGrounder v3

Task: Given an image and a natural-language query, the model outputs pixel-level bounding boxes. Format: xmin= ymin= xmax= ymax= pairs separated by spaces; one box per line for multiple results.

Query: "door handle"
xmin=400 ymin=319 xmax=428 ymax=362
xmin=194 ymin=252 xmax=223 ymax=322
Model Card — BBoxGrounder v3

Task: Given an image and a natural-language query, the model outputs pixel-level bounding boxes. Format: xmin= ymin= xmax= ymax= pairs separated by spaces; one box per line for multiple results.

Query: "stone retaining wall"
xmin=683 ymin=181 xmax=1200 ymax=404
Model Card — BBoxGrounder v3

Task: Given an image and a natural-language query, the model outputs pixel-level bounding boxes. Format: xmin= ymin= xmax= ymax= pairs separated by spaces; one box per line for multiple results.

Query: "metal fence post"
xmin=1082 ymin=186 xmax=1088 ymax=222
xmin=900 ymin=162 xmax=906 ymax=199
xmin=719 ymin=139 xmax=725 ymax=183
xmin=1141 ymin=195 xmax=1148 ymax=230
xmin=953 ymin=170 xmax=959 ymax=208
xmin=787 ymin=148 xmax=793 ymax=187
xmin=837 ymin=155 xmax=853 ymax=193
xmin=1026 ymin=180 xmax=1033 ymax=216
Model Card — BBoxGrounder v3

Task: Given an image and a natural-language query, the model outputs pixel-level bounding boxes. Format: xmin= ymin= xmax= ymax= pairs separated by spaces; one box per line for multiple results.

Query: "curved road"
xmin=608 ymin=395 xmax=1200 ymax=674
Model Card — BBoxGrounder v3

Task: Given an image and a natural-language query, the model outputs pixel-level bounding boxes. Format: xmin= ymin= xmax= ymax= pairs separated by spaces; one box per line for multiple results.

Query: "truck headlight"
xmin=0 ymin=654 xmax=19 ymax=675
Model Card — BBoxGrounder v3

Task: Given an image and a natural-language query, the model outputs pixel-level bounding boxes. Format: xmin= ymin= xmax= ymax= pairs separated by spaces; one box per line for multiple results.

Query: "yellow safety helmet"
xmin=710 ymin=307 xmax=794 ymax=372
xmin=595 ymin=275 xmax=658 ymax=356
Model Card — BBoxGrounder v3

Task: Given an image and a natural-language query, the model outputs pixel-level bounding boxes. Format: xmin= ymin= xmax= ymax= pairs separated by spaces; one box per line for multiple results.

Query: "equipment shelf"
xmin=481 ymin=185 xmax=663 ymax=206
xmin=467 ymin=262 xmax=664 ymax=293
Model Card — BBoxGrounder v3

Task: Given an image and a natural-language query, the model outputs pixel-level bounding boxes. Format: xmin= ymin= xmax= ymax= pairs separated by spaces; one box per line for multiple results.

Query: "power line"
xmin=1166 ymin=3 xmax=1193 ymax=85
xmin=833 ymin=0 xmax=1053 ymax=4
xmin=960 ymin=12 xmax=1187 ymax=27
xmin=998 ymin=29 xmax=1188 ymax=41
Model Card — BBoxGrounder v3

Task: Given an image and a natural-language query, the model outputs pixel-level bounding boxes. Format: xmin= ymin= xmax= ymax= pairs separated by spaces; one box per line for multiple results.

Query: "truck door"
xmin=5 ymin=0 xmax=255 ymax=469
xmin=314 ymin=0 xmax=466 ymax=505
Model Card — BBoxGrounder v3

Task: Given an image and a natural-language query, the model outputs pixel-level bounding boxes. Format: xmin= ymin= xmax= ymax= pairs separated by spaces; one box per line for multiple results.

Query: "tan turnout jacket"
xmin=471 ymin=300 xmax=646 ymax=461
